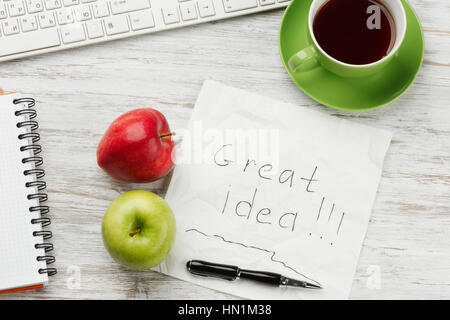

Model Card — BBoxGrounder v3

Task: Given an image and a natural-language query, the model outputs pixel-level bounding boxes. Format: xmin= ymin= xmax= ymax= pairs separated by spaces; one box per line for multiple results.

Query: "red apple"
xmin=97 ymin=108 xmax=174 ymax=183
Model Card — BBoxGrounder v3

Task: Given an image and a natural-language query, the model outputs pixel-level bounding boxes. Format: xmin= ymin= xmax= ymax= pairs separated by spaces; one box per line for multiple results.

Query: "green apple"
xmin=102 ymin=190 xmax=176 ymax=270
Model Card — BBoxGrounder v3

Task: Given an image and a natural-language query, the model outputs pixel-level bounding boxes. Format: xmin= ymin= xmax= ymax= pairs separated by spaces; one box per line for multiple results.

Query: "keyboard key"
xmin=2 ymin=20 xmax=20 ymax=35
xmin=44 ymin=0 xmax=62 ymax=10
xmin=21 ymin=16 xmax=38 ymax=31
xmin=8 ymin=1 xmax=27 ymax=17
xmin=63 ymin=0 xmax=79 ymax=6
xmin=57 ymin=8 xmax=74 ymax=24
xmin=86 ymin=19 xmax=104 ymax=38
xmin=75 ymin=4 xmax=92 ymax=21
xmin=162 ymin=7 xmax=179 ymax=25
xmin=180 ymin=2 xmax=197 ymax=21
xmin=104 ymin=15 xmax=129 ymax=35
xmin=38 ymin=11 xmax=56 ymax=28
xmin=259 ymin=0 xmax=275 ymax=5
xmin=92 ymin=2 xmax=109 ymax=18
xmin=110 ymin=0 xmax=150 ymax=15
xmin=198 ymin=0 xmax=215 ymax=18
xmin=129 ymin=10 xmax=154 ymax=31
xmin=60 ymin=24 xmax=86 ymax=43
xmin=26 ymin=0 xmax=44 ymax=13
xmin=222 ymin=0 xmax=258 ymax=13
xmin=0 ymin=5 xmax=8 ymax=20
xmin=0 ymin=28 xmax=60 ymax=57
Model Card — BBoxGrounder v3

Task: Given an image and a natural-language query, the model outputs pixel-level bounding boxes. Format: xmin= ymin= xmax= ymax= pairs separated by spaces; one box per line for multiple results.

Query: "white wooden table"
xmin=1 ymin=0 xmax=449 ymax=300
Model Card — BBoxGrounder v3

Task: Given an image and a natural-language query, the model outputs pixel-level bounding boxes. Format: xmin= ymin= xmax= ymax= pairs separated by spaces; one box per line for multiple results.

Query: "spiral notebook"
xmin=0 ymin=93 xmax=56 ymax=295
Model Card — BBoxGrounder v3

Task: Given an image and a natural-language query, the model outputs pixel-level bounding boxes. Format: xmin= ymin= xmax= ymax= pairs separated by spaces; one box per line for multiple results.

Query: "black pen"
xmin=186 ymin=260 xmax=322 ymax=289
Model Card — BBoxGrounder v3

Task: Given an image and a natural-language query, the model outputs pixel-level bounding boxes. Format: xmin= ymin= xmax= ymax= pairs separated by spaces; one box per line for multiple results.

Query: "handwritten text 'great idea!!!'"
xmin=213 ymin=144 xmax=346 ymax=242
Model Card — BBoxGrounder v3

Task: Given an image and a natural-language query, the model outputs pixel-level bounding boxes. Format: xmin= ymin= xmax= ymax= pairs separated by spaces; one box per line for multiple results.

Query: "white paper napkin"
xmin=159 ymin=81 xmax=392 ymax=300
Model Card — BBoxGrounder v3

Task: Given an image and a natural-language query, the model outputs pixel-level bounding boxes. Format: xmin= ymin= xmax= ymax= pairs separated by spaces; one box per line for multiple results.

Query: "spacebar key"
xmin=0 ymin=29 xmax=61 ymax=57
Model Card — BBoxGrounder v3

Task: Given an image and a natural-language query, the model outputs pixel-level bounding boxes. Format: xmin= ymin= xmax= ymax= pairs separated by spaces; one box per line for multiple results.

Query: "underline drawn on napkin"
xmin=185 ymin=228 xmax=321 ymax=286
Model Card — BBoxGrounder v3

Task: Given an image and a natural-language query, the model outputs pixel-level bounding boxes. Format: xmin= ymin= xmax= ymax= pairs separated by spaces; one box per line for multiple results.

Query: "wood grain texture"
xmin=0 ymin=0 xmax=449 ymax=300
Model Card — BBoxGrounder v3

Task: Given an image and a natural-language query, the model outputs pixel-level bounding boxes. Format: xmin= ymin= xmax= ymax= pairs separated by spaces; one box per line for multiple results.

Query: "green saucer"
xmin=279 ymin=0 xmax=424 ymax=111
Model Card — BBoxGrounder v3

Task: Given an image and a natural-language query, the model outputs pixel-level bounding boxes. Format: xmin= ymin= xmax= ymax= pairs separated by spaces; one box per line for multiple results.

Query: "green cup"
xmin=288 ymin=0 xmax=407 ymax=78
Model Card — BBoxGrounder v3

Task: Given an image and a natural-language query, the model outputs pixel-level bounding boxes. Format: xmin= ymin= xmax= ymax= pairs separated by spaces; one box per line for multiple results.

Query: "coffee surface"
xmin=313 ymin=0 xmax=396 ymax=65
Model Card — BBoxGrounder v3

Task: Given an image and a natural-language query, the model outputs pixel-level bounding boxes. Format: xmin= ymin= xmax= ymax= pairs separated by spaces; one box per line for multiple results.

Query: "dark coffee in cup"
xmin=313 ymin=0 xmax=396 ymax=65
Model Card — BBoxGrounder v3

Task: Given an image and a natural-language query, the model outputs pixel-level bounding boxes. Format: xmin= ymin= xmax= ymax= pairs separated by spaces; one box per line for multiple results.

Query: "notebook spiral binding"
xmin=13 ymin=98 xmax=57 ymax=277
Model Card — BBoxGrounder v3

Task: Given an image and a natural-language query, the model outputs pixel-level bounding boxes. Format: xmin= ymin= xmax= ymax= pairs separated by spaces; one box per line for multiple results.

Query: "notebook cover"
xmin=0 ymin=284 xmax=44 ymax=295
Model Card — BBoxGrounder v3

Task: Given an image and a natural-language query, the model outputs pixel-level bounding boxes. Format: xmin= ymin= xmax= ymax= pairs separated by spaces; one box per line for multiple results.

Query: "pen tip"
xmin=308 ymin=283 xmax=322 ymax=289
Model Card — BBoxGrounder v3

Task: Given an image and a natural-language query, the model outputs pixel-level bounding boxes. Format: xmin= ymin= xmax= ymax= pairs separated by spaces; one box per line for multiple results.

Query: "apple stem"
xmin=160 ymin=132 xmax=175 ymax=139
xmin=129 ymin=228 xmax=141 ymax=237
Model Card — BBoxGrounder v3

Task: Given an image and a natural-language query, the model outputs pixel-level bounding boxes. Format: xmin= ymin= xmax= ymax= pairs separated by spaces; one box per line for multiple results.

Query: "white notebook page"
xmin=0 ymin=94 xmax=48 ymax=291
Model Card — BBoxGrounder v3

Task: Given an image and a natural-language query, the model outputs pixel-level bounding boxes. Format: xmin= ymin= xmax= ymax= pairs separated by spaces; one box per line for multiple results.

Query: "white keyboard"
xmin=0 ymin=0 xmax=290 ymax=62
